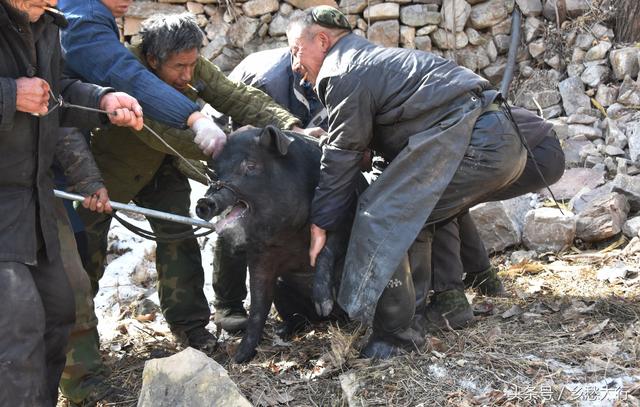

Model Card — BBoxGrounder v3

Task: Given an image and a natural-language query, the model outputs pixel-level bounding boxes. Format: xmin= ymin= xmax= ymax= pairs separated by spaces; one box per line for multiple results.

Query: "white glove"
xmin=192 ymin=117 xmax=227 ymax=158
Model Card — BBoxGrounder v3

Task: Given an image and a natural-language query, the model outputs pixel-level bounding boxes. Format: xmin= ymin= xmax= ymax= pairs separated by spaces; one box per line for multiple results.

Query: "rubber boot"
xmin=212 ymin=235 xmax=249 ymax=333
xmin=425 ymin=289 xmax=474 ymax=330
xmin=408 ymin=226 xmax=434 ymax=336
xmin=463 ymin=266 xmax=507 ymax=297
xmin=362 ymin=255 xmax=425 ymax=359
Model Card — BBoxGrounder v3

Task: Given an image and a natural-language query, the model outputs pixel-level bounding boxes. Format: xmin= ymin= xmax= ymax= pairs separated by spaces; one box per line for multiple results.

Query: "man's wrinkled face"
xmin=100 ymin=0 xmax=132 ymax=18
xmin=8 ymin=0 xmax=56 ymax=22
xmin=287 ymin=25 xmax=327 ymax=86
xmin=149 ymin=48 xmax=199 ymax=92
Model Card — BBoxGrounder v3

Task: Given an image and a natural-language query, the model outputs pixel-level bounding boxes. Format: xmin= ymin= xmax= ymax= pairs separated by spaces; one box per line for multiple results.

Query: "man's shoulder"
xmin=61 ymin=0 xmax=113 ymax=24
xmin=230 ymin=48 xmax=291 ymax=85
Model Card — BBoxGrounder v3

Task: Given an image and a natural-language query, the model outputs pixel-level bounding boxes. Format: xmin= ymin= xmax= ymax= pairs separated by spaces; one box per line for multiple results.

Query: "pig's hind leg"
xmin=273 ymin=273 xmax=315 ymax=339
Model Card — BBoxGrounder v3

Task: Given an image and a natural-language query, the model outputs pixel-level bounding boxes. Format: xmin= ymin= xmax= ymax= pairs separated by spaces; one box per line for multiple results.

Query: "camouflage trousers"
xmin=55 ymin=199 xmax=108 ymax=404
xmin=76 ymin=158 xmax=211 ymax=333
xmin=63 ymin=158 xmax=210 ymax=402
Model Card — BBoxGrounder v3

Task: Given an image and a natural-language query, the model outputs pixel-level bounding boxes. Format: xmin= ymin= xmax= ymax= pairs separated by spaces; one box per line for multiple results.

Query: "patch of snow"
xmin=428 ymin=364 xmax=447 ymax=379
xmin=96 ymin=181 xmax=225 ymax=342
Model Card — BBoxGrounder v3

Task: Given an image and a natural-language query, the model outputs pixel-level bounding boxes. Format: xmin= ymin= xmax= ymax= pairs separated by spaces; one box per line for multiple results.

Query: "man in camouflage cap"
xmin=286 ymin=6 xmax=527 ymax=358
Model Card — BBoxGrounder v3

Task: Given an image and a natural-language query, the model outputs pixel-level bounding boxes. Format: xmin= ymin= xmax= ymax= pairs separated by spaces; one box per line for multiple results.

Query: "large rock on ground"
xmin=623 ymin=216 xmax=640 ymax=237
xmin=469 ymin=195 xmax=531 ymax=253
xmin=575 ymin=193 xmax=629 ymax=242
xmin=138 ymin=348 xmax=251 ymax=407
xmin=611 ymin=173 xmax=640 ymax=211
xmin=543 ymin=167 xmax=606 ymax=200
xmin=522 ymin=208 xmax=576 ymax=252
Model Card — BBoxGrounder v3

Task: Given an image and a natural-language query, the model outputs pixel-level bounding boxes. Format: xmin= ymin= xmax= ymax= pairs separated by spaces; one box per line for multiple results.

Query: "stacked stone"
xmin=120 ymin=0 xmax=575 ymax=80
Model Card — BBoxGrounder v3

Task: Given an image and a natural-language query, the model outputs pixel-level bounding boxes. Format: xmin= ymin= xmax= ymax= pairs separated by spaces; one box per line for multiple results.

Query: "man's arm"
xmin=133 ymin=117 xmax=208 ymax=161
xmin=311 ymin=75 xmax=375 ymax=231
xmin=55 ymin=127 xmax=103 ymax=195
xmin=55 ymin=127 xmax=112 ymax=212
xmin=61 ymin=13 xmax=199 ymax=129
xmin=0 ymin=77 xmax=17 ymax=131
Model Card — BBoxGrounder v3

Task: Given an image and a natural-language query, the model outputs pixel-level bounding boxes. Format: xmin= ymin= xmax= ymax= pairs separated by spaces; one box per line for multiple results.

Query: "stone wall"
xmin=121 ymin=0 xmax=588 ymax=77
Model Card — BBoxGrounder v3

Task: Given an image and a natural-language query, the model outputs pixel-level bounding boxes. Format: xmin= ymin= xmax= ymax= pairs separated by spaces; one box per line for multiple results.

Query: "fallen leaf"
xmin=473 ymin=301 xmax=494 ymax=316
xmin=501 ymin=305 xmax=523 ymax=319
xmin=135 ymin=312 xmax=156 ymax=322
xmin=578 ymin=318 xmax=610 ymax=339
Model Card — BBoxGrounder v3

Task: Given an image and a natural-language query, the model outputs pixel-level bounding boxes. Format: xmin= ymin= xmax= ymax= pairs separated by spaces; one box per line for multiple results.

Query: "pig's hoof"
xmin=314 ymin=299 xmax=334 ymax=317
xmin=360 ymin=338 xmax=403 ymax=360
xmin=234 ymin=344 xmax=257 ymax=363
xmin=275 ymin=316 xmax=308 ymax=340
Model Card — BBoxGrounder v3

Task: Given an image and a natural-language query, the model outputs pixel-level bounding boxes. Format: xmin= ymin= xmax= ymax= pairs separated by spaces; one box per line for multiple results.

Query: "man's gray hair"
xmin=140 ymin=13 xmax=204 ymax=65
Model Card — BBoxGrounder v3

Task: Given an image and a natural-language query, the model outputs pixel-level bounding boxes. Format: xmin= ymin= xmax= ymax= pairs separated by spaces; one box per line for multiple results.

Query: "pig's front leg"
xmin=234 ymin=264 xmax=276 ymax=363
xmin=313 ymin=245 xmax=335 ymax=317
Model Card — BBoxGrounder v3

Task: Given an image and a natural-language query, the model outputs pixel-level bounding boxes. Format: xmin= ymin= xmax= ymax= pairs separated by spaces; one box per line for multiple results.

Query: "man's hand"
xmin=192 ymin=116 xmax=227 ymax=158
xmin=16 ymin=77 xmax=50 ymax=115
xmin=309 ymin=224 xmax=327 ymax=267
xmin=99 ymin=92 xmax=144 ymax=130
xmin=82 ymin=187 xmax=112 ymax=214
xmin=292 ymin=125 xmax=327 ymax=139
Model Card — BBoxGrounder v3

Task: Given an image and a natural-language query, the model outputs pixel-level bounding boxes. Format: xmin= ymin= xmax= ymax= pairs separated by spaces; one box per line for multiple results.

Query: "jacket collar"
xmin=0 ymin=2 xmax=54 ymax=36
xmin=315 ymin=33 xmax=371 ymax=96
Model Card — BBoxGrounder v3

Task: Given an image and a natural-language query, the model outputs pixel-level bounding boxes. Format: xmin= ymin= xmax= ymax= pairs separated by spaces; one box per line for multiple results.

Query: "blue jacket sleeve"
xmin=60 ymin=13 xmax=198 ymax=129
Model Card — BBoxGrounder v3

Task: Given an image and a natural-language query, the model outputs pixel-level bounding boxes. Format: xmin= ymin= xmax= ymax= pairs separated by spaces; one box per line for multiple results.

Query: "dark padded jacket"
xmin=229 ymin=48 xmax=327 ymax=129
xmin=312 ymin=33 xmax=491 ymax=231
xmin=0 ymin=4 xmax=110 ymax=264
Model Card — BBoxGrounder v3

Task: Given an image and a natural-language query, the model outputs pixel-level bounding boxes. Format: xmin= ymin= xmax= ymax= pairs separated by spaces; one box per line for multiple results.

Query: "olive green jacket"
xmin=91 ymin=45 xmax=300 ymax=197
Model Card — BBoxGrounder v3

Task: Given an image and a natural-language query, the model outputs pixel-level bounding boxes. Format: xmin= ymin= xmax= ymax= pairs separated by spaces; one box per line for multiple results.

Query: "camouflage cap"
xmin=311 ymin=6 xmax=351 ymax=31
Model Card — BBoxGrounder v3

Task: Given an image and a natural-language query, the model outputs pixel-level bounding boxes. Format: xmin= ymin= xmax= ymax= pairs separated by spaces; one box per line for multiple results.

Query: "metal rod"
xmin=54 ymin=190 xmax=216 ymax=230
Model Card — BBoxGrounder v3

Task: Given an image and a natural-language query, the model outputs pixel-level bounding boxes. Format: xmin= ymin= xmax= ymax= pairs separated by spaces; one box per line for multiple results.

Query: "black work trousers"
xmin=0 ymin=248 xmax=76 ymax=406
xmin=432 ymin=133 xmax=565 ymax=292
xmin=373 ymin=108 xmax=527 ymax=335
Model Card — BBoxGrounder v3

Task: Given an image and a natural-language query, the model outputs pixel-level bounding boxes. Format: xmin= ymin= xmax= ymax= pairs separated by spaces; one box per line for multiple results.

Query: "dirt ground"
xmin=57 ymin=237 xmax=640 ymax=407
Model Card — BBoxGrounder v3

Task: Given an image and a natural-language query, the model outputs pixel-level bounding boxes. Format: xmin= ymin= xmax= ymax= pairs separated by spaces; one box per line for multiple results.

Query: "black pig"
xmin=196 ymin=126 xmax=361 ymax=363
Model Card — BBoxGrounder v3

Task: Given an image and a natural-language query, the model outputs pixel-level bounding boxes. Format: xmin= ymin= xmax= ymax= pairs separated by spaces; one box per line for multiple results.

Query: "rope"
xmin=48 ymin=91 xmax=218 ymax=241
xmin=49 ymin=90 xmax=212 ymax=185
xmin=112 ymin=211 xmax=214 ymax=242
xmin=498 ymin=99 xmax=565 ymax=215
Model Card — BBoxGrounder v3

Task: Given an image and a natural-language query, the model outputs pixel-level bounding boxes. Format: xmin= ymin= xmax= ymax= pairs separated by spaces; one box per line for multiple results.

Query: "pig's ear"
xmin=259 ymin=125 xmax=294 ymax=156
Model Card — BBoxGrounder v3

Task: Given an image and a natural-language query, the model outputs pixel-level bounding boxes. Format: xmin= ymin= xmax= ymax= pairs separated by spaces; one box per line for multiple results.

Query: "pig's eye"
xmin=242 ymin=160 xmax=258 ymax=175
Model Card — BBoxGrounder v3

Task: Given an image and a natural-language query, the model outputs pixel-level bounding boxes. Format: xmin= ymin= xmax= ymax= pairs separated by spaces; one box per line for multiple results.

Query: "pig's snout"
xmin=196 ymin=188 xmax=236 ymax=221
xmin=196 ymin=197 xmax=219 ymax=221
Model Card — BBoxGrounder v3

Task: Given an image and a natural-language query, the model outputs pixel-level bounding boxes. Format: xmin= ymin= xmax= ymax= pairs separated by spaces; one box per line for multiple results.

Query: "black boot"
xmin=213 ymin=305 xmax=248 ymax=333
xmin=360 ymin=326 xmax=426 ymax=359
xmin=212 ymin=235 xmax=249 ymax=333
xmin=463 ymin=266 xmax=507 ymax=297
xmin=424 ymin=289 xmax=474 ymax=330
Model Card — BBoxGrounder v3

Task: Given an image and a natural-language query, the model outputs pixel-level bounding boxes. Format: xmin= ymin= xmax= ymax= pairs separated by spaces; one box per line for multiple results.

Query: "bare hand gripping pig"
xmin=196 ymin=126 xmax=364 ymax=363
